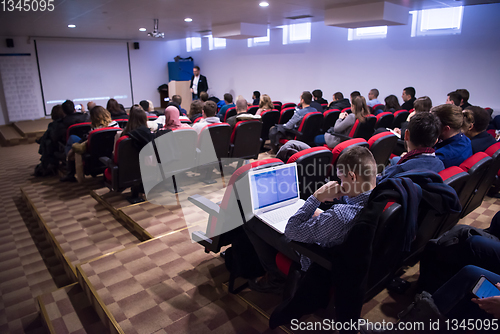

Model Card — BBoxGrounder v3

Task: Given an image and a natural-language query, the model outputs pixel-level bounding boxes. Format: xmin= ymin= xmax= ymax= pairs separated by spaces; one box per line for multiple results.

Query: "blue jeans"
xmin=433 ymin=265 xmax=500 ymax=325
xmin=314 ymin=134 xmax=326 ymax=146
xmin=65 ymin=135 xmax=81 ymax=155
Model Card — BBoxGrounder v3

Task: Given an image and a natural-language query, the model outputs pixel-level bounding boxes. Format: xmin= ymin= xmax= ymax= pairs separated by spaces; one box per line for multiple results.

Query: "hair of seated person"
xmin=51 ymin=104 xmax=65 ymax=121
xmin=404 ymin=87 xmax=416 ymax=99
xmin=90 ymin=106 xmax=113 ymax=129
xmin=224 ymin=93 xmax=233 ymax=104
xmin=334 ymin=92 xmax=344 ymax=100
xmin=384 ymin=95 xmax=401 ymax=111
xmin=62 ymin=100 xmax=75 ymax=116
xmin=414 ymin=96 xmax=432 ymax=113
xmin=337 ymin=146 xmax=377 ymax=181
xmin=172 ymin=95 xmax=182 ymax=105
xmin=407 ymin=112 xmax=442 ymax=148
xmin=456 ymin=89 xmax=470 ymax=103
xmin=447 ymin=92 xmax=461 ymax=106
xmin=370 ymin=88 xmax=379 ymax=98
xmin=199 ymin=91 xmax=209 ymax=102
xmin=464 ymin=106 xmax=490 ymax=132
xmin=312 ymin=89 xmax=323 ymax=99
xmin=123 ymin=105 xmax=147 ymax=136
xmin=301 ymin=91 xmax=313 ymax=105
xmin=431 ymin=104 xmax=465 ymax=131
xmin=203 ymin=101 xmax=217 ymax=117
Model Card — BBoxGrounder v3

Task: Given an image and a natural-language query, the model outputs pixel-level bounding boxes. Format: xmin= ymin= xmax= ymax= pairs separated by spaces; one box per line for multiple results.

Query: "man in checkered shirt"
xmin=245 ymin=146 xmax=377 ymax=294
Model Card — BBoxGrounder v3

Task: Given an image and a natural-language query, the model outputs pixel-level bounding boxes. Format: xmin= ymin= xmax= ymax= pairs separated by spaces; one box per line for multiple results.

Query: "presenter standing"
xmin=190 ymin=66 xmax=208 ymax=100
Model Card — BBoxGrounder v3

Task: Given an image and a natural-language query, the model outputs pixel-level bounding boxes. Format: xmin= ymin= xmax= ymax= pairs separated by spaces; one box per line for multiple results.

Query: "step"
xmin=13 ymin=118 xmax=51 ymax=137
xmin=0 ymin=124 xmax=24 ymax=146
xmin=38 ymin=283 xmax=108 ymax=334
xmin=21 ymin=179 xmax=141 ymax=282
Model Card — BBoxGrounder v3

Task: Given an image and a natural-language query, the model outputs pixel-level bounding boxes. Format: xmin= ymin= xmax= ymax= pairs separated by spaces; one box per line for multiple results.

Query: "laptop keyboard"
xmin=260 ymin=201 xmax=304 ymax=225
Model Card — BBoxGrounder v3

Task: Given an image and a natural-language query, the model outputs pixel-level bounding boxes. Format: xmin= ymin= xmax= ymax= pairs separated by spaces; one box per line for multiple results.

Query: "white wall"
xmin=176 ymin=4 xmax=500 ymax=112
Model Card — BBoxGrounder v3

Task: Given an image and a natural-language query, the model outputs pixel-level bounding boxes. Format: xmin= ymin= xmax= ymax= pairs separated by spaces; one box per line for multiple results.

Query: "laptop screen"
xmin=251 ymin=164 xmax=298 ymax=210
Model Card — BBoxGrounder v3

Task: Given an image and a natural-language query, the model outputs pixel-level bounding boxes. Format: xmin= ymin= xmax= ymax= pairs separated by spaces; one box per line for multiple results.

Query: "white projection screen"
xmin=36 ymin=39 xmax=133 ymax=114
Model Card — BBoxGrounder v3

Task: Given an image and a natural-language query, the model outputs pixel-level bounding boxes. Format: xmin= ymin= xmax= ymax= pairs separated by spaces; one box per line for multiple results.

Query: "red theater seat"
xmin=368 ymin=132 xmax=398 ymax=174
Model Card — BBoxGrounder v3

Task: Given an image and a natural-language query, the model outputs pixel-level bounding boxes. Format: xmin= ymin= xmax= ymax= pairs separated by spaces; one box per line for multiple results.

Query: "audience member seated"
xmin=61 ymin=106 xmax=119 ymax=182
xmin=199 ymin=91 xmax=209 ymax=103
xmin=401 ymin=86 xmax=416 ymax=111
xmin=35 ymin=105 xmax=66 ymax=176
xmin=328 ymin=92 xmax=351 ymax=110
xmin=244 ymin=146 xmax=377 ymax=293
xmin=380 ymin=113 xmax=444 ymax=180
xmin=312 ymin=89 xmax=328 ymax=106
xmin=433 ymin=104 xmax=473 ymax=168
xmin=191 ymin=101 xmax=221 ymax=134
xmin=367 ymin=88 xmax=381 ymax=108
xmin=322 ymin=96 xmax=370 ymax=149
xmin=171 ymin=95 xmax=188 ymax=116
xmin=107 ymin=98 xmax=128 ymax=120
xmin=457 ymin=88 xmax=472 ymax=110
xmin=384 ymin=95 xmax=401 ymax=113
xmin=309 ymin=91 xmax=324 ymax=112
xmin=188 ymin=100 xmax=204 ymax=123
xmin=255 ymin=94 xmax=275 ymax=116
xmin=87 ymin=101 xmax=96 ymax=111
xmin=139 ymin=100 xmax=154 ymax=116
xmin=162 ymin=106 xmax=192 ymax=131
xmin=114 ymin=105 xmax=155 ymax=155
xmin=350 ymin=90 xmax=361 ymax=104
xmin=446 ymin=91 xmax=461 ymax=106
xmin=216 ymin=93 xmax=235 ymax=121
xmin=252 ymin=91 xmax=260 ymax=106
xmin=395 ymin=96 xmax=433 ymax=137
xmin=52 ymin=100 xmax=90 ymax=144
xmin=275 ymin=140 xmax=311 ymax=163
xmin=463 ymin=106 xmax=497 ymax=153
xmin=226 ymin=99 xmax=261 ymax=129
xmin=268 ymin=91 xmax=316 ymax=154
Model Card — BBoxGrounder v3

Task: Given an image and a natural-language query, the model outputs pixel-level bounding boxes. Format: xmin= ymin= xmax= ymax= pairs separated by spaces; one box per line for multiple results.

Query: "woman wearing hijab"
xmin=163 ymin=106 xmax=191 ymax=130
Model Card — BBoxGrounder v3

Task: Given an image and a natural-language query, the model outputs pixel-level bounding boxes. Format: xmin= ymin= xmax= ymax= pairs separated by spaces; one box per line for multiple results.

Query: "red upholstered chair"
xmin=115 ymin=119 xmax=128 ymax=128
xmin=392 ymin=110 xmax=409 ymax=129
xmin=66 ymin=122 xmax=91 ymax=142
xmin=487 ymin=129 xmax=496 ymax=138
xmin=458 ymin=152 xmax=493 ymax=218
xmin=320 ymin=103 xmax=328 ymax=110
xmin=247 ymin=105 xmax=259 ymax=115
xmin=368 ymin=132 xmax=398 ymax=174
xmin=273 ymin=101 xmax=282 ymax=111
xmin=281 ymin=102 xmax=296 ymax=110
xmin=348 ymin=115 xmax=377 ymax=140
xmin=278 ymin=107 xmax=295 ymax=125
xmin=194 ymin=117 xmax=203 ymax=124
xmin=374 ymin=112 xmax=394 ymax=129
xmin=260 ymin=109 xmax=280 ymax=149
xmin=487 ymin=143 xmax=500 ymax=197
xmin=341 ymin=107 xmax=351 ymax=114
xmin=330 ymin=138 xmax=369 ymax=179
xmin=433 ymin=167 xmax=471 ymax=236
xmin=179 ymin=116 xmax=192 ymax=124
xmin=82 ymin=127 xmax=120 ymax=177
xmin=147 ymin=115 xmax=158 ymax=121
xmin=461 ymin=144 xmax=500 ymax=216
xmin=485 ymin=107 xmax=494 ymax=118
xmin=197 ymin=123 xmax=231 ymax=164
xmin=287 ymin=147 xmax=333 ymax=199
xmin=229 ymin=120 xmax=263 ymax=160
xmin=190 ymin=157 xmax=283 ymax=251
xmin=278 ymin=111 xmax=323 ymax=147
xmin=321 ymin=109 xmax=340 ymax=134
xmin=372 ymin=104 xmax=385 ymax=114
xmin=223 ymin=107 xmax=237 ymax=122
xmin=102 ymin=135 xmax=143 ymax=203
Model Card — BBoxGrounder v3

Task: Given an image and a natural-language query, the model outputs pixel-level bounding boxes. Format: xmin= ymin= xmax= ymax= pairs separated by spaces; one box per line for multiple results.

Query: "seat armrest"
xmin=289 ymin=241 xmax=333 ymax=271
xmin=286 ymin=128 xmax=302 ymax=136
xmin=99 ymin=156 xmax=113 ymax=168
xmin=327 ymin=131 xmax=351 ymax=142
xmin=188 ymin=194 xmax=220 ymax=217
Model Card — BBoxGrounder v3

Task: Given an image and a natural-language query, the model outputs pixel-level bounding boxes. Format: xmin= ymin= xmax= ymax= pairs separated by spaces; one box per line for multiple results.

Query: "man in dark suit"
xmin=190 ymin=66 xmax=208 ymax=100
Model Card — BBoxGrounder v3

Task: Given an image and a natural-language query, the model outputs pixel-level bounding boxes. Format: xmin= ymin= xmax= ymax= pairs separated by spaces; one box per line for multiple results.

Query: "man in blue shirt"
xmin=244 ymin=146 xmax=377 ymax=293
xmin=216 ymin=93 xmax=235 ymax=121
xmin=268 ymin=91 xmax=317 ymax=154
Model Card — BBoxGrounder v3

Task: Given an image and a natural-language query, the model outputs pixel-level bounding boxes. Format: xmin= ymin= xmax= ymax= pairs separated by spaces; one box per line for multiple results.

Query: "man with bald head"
xmin=226 ymin=98 xmax=260 ymax=129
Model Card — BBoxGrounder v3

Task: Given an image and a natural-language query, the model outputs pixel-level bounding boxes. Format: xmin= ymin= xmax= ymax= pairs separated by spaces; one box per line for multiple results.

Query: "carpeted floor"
xmin=1 ymin=142 xmax=499 ymax=334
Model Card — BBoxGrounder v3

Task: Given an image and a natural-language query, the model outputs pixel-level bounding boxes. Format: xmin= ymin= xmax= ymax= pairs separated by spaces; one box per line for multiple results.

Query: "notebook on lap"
xmin=248 ymin=163 xmax=305 ymax=234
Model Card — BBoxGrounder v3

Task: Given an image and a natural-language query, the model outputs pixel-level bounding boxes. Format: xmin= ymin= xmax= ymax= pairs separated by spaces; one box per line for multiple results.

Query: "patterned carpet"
xmin=1 ymin=142 xmax=499 ymax=334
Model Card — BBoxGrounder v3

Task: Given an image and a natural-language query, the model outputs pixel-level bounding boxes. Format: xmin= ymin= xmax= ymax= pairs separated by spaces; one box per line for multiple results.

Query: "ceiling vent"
xmin=285 ymin=14 xmax=313 ymax=20
xmin=325 ymin=2 xmax=408 ymax=28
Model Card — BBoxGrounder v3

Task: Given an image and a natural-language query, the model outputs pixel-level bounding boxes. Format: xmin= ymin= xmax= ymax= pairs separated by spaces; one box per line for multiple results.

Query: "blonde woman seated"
xmin=318 ymin=96 xmax=370 ymax=149
xmin=255 ymin=94 xmax=275 ymax=116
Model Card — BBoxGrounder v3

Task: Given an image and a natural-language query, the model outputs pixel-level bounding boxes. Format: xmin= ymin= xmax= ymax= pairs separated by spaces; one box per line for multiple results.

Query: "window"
xmin=348 ymin=26 xmax=387 ymax=41
xmin=247 ymin=29 xmax=270 ymax=47
xmin=186 ymin=37 xmax=201 ymax=52
xmin=282 ymin=22 xmax=311 ymax=45
xmin=411 ymin=6 xmax=463 ymax=37
xmin=207 ymin=35 xmax=226 ymax=50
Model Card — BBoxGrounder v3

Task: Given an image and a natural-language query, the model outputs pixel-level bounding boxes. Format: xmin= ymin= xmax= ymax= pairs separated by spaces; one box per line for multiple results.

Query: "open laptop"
xmin=248 ymin=163 xmax=305 ymax=234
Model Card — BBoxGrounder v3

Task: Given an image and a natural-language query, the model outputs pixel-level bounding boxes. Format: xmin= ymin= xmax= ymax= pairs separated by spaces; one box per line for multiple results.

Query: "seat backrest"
xmin=278 ymin=107 xmax=295 ymax=124
xmin=230 ymin=120 xmax=263 ymax=159
xmin=368 ymin=132 xmax=398 ymax=174
xmin=322 ymin=109 xmax=340 ymax=133
xmin=459 ymin=152 xmax=493 ymax=218
xmin=260 ymin=109 xmax=280 ymax=142
xmin=155 ymin=128 xmax=198 ymax=177
xmin=194 ymin=117 xmax=203 ymax=123
xmin=374 ymin=112 xmax=394 ymax=129
xmin=66 ymin=122 xmax=91 ymax=141
xmin=147 ymin=115 xmax=158 ymax=121
xmin=85 ymin=127 xmax=120 ymax=175
xmin=197 ymin=123 xmax=231 ymax=164
xmin=372 ymin=104 xmax=385 ymax=114
xmin=330 ymin=138 xmax=369 ymax=178
xmin=287 ymin=147 xmax=333 ymax=199
xmin=351 ymin=115 xmax=376 ymax=140
xmin=320 ymin=103 xmax=328 ymax=111
xmin=273 ymin=101 xmax=282 ymax=111
xmin=341 ymin=107 xmax=351 ymax=114
xmin=115 ymin=119 xmax=128 ymax=129
xmin=392 ymin=110 xmax=409 ymax=129
xmin=224 ymin=107 xmax=237 ymax=122
xmin=115 ymin=136 xmax=142 ymax=188
xmin=247 ymin=106 xmax=259 ymax=115
xmin=295 ymin=112 xmax=323 ymax=145
xmin=281 ymin=102 xmax=296 ymax=110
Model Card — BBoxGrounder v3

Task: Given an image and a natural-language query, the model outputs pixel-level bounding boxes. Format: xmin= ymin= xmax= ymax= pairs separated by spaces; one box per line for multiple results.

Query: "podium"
xmin=168 ymin=81 xmax=192 ymax=111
